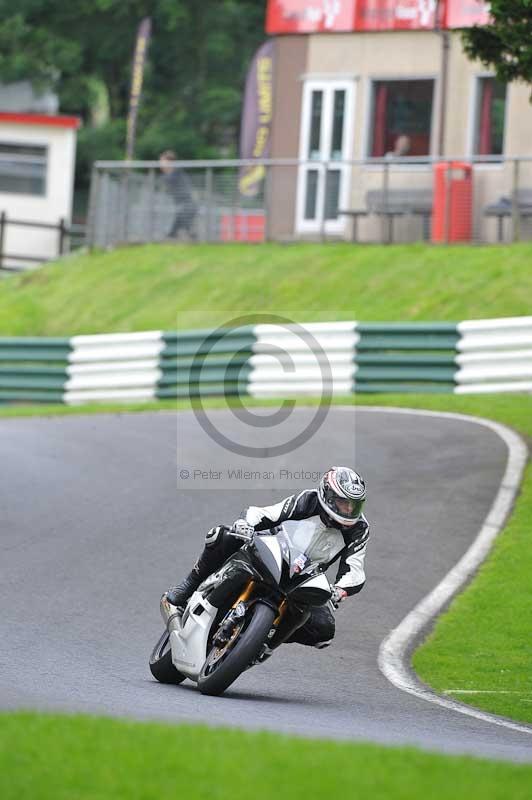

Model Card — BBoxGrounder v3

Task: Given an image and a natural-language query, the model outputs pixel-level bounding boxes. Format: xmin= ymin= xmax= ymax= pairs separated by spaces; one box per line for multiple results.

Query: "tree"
xmin=0 ymin=1 xmax=267 ymax=186
xmin=462 ymin=0 xmax=532 ymax=96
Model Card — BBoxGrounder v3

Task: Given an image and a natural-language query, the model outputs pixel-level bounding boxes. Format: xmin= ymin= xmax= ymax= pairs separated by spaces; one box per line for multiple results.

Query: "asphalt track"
xmin=1 ymin=407 xmax=531 ymax=763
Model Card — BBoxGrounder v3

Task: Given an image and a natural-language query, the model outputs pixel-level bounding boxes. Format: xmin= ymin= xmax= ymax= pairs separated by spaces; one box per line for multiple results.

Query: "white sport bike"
xmin=149 ymin=520 xmax=344 ymax=696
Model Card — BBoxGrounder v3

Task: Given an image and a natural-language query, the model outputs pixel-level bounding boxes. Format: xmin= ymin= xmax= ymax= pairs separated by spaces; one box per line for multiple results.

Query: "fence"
xmin=1 ymin=317 xmax=530 ymax=405
xmin=0 ymin=212 xmax=86 ymax=273
xmin=87 ymin=156 xmax=532 ymax=248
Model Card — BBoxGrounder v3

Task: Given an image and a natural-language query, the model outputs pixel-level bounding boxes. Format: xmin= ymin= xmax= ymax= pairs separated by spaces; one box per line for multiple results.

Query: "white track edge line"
xmin=351 ymin=405 xmax=531 ymax=736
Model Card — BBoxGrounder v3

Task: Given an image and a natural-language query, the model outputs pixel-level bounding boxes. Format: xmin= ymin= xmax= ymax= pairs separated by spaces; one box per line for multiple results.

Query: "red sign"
xmin=443 ymin=0 xmax=489 ymax=28
xmin=266 ymin=0 xmax=357 ymax=34
xmin=266 ymin=0 xmax=489 ymax=33
xmin=221 ymin=214 xmax=265 ymax=242
xmin=355 ymin=0 xmax=437 ymax=30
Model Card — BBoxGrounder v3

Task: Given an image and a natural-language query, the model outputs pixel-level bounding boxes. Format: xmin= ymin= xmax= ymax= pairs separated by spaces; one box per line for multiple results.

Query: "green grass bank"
xmin=0 ymin=242 xmax=531 ymax=335
xmin=1 ymin=712 xmax=531 ymax=800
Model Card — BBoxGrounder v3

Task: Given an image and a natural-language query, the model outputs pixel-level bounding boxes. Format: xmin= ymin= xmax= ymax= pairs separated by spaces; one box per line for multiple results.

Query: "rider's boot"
xmin=165 ymin=545 xmax=222 ymax=610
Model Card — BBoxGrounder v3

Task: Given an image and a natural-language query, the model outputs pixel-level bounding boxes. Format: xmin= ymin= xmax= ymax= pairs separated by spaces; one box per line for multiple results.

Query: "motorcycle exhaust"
xmin=160 ymin=593 xmax=183 ymax=634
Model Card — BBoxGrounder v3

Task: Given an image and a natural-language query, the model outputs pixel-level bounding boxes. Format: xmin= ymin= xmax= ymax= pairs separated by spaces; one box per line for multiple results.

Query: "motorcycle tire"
xmin=149 ymin=629 xmax=186 ymax=684
xmin=198 ymin=602 xmax=276 ymax=697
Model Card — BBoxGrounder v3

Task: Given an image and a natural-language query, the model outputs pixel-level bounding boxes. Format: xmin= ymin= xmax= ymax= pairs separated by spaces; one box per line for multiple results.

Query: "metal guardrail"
xmin=87 ymin=156 xmax=532 ymax=248
xmin=1 ymin=318 xmax=531 ymax=404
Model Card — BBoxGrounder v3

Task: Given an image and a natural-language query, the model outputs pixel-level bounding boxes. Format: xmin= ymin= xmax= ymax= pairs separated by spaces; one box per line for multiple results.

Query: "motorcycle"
xmin=149 ymin=519 xmax=345 ymax=696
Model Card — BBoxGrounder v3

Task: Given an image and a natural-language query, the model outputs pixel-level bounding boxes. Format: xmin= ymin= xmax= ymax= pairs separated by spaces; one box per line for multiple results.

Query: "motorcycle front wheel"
xmin=198 ymin=601 xmax=276 ymax=696
xmin=149 ymin=629 xmax=186 ymax=684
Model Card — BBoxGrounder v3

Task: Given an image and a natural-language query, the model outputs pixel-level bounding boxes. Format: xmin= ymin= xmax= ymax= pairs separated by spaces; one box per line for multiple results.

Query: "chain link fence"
xmin=87 ymin=157 xmax=532 ymax=248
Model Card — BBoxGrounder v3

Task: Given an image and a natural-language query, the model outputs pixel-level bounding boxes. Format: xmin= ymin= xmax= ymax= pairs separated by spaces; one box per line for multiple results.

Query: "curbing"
xmin=369 ymin=406 xmax=532 ymax=736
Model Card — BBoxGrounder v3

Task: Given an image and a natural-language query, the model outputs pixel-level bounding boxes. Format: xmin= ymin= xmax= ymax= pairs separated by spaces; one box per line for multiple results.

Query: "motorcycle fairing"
xmin=170 ymin=590 xmax=218 ymax=679
xmin=250 ymin=534 xmax=283 ymax=583
xmin=286 ymin=572 xmax=332 ymax=606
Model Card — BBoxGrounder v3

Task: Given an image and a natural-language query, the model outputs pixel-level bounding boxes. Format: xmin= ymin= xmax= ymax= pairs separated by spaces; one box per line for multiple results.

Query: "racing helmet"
xmin=318 ymin=466 xmax=366 ymax=526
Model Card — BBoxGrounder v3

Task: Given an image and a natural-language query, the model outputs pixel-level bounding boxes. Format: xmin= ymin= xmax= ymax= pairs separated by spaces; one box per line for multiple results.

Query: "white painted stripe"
xmin=68 ymin=331 xmax=165 ymax=365
xmin=249 ymin=366 xmax=356 ymax=382
xmin=456 ymin=365 xmax=532 ymax=383
xmin=455 ymin=349 xmax=532 ymax=367
xmin=65 ymin=369 xmax=162 ymax=391
xmin=249 ymin=352 xmax=355 ymax=367
xmin=253 ymin=335 xmax=358 ymax=355
xmin=250 ymin=322 xmax=358 ymax=395
xmin=458 ymin=316 xmax=532 ymax=332
xmin=455 ymin=381 xmax=532 ymax=394
xmin=249 ymin=381 xmax=353 ymax=397
xmin=67 ymin=359 xmax=160 ymax=376
xmin=65 ymin=387 xmax=157 ymax=404
xmin=253 ymin=322 xmax=358 ymax=355
xmin=457 ymin=333 xmax=532 ymax=352
xmin=68 ymin=342 xmax=165 ymax=363
xmin=346 ymin=407 xmax=531 ymax=736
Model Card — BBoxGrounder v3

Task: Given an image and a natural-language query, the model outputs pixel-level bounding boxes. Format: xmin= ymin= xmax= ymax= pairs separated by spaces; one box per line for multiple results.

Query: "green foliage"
xmin=0 ymin=1 xmax=267 ymax=186
xmin=462 ymin=1 xmax=532 ymax=95
xmin=75 ymin=119 xmax=127 ymax=185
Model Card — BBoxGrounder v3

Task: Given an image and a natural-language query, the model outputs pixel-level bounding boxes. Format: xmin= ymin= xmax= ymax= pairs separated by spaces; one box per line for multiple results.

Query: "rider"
xmin=166 ymin=466 xmax=369 ymax=649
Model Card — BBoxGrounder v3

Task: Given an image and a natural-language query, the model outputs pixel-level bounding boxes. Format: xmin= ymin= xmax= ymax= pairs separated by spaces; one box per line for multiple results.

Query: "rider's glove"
xmin=230 ymin=518 xmax=255 ymax=541
xmin=331 ymin=586 xmax=348 ymax=609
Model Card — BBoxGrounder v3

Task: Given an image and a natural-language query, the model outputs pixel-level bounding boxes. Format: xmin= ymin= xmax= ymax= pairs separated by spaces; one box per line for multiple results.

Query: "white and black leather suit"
xmin=182 ymin=488 xmax=370 ymax=648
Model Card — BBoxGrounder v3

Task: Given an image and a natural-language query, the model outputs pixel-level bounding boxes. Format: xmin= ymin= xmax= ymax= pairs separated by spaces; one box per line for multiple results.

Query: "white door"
xmin=296 ymin=80 xmax=355 ymax=235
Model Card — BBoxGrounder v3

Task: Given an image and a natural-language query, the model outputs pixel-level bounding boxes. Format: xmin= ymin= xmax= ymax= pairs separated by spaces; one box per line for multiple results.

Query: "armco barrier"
xmin=0 ymin=317 xmax=531 ymax=404
xmin=455 ymin=317 xmax=532 ymax=394
xmin=354 ymin=323 xmax=458 ymax=394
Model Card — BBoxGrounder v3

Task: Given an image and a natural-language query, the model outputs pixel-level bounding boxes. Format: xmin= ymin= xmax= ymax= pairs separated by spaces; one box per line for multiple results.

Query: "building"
xmin=265 ymin=1 xmax=532 ymax=242
xmin=0 ymin=82 xmax=80 ymax=270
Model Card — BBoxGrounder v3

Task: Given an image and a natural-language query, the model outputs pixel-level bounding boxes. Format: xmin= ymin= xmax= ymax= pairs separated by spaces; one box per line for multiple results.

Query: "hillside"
xmin=0 ymin=242 xmax=530 ymax=336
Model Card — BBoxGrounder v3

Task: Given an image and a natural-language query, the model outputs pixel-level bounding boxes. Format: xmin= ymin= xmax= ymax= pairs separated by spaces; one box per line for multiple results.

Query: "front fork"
xmin=215 ymin=580 xmax=287 ymax=647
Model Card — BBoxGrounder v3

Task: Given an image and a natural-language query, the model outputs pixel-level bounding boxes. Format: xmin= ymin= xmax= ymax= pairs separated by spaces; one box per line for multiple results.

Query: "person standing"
xmin=159 ymin=150 xmax=198 ymax=239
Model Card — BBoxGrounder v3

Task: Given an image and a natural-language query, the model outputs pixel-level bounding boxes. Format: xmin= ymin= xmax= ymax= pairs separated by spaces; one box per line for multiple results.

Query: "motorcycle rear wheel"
xmin=198 ymin=602 xmax=276 ymax=696
xmin=149 ymin=629 xmax=186 ymax=684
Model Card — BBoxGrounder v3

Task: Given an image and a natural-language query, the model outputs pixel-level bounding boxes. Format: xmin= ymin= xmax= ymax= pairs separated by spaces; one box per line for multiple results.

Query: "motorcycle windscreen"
xmin=282 ymin=519 xmax=344 ymax=566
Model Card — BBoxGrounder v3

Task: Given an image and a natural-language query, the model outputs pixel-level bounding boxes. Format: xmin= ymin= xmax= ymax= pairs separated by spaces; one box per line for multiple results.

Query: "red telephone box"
xmin=432 ymin=161 xmax=473 ymax=243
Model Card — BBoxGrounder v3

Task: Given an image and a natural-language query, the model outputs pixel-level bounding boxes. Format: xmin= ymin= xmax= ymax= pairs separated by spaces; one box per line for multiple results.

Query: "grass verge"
xmin=0 ymin=242 xmax=531 ymax=335
xmin=1 ymin=393 xmax=530 ymax=724
xmin=1 ymin=712 xmax=531 ymax=800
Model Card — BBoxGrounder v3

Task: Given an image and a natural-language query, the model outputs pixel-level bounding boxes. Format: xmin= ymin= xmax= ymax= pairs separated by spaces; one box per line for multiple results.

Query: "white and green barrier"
xmin=0 ymin=317 xmax=531 ymax=404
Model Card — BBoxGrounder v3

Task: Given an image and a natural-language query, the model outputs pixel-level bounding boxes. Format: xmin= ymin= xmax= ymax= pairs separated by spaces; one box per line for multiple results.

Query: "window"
xmin=304 ymin=170 xmax=319 ymax=219
xmin=297 ymin=81 xmax=355 ymax=233
xmin=0 ymin=142 xmax=47 ymax=195
xmin=473 ymin=78 xmax=506 ymax=156
xmin=370 ymin=80 xmax=434 ymax=157
xmin=330 ymin=90 xmax=346 ymax=160
xmin=308 ymin=91 xmax=323 ymax=160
